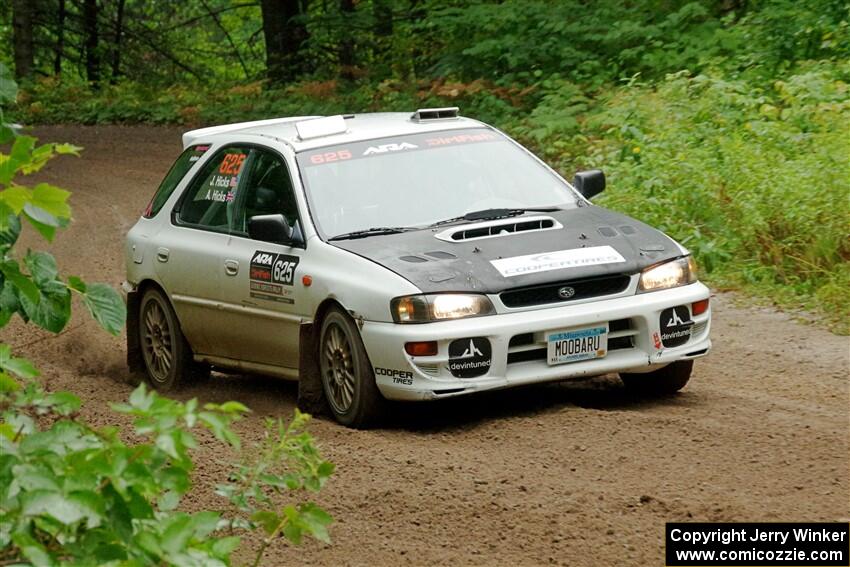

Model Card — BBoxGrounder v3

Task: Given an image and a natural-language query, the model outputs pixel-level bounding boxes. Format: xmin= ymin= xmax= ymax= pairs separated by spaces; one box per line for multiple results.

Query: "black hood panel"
xmin=331 ymin=206 xmax=683 ymax=293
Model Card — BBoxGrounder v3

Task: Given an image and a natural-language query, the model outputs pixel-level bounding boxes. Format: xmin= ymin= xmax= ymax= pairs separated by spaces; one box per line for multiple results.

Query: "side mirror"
xmin=248 ymin=214 xmax=304 ymax=246
xmin=573 ymin=169 xmax=605 ymax=200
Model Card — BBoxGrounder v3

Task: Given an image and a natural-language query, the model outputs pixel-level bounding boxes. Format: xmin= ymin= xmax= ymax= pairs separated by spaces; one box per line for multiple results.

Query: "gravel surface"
xmin=3 ymin=125 xmax=848 ymax=566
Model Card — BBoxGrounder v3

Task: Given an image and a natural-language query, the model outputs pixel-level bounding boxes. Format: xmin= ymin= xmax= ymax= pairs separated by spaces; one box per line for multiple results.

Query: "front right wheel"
xmin=619 ymin=359 xmax=693 ymax=396
xmin=318 ymin=306 xmax=385 ymax=428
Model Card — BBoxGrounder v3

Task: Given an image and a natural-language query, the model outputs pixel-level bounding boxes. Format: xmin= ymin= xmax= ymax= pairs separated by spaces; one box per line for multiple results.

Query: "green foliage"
xmin=0 ymin=383 xmax=246 ymax=565
xmin=1 ymin=382 xmax=334 ymax=566
xmin=0 ymin=63 xmax=335 ymax=564
xmin=515 ymin=62 xmax=850 ymax=331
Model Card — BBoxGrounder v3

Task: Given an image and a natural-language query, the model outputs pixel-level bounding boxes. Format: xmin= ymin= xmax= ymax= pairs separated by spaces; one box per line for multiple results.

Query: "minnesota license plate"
xmin=546 ymin=324 xmax=609 ymax=365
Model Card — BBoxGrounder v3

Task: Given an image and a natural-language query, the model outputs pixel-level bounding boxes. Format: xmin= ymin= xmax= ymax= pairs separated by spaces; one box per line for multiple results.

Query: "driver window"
xmin=234 ymin=150 xmax=299 ymax=234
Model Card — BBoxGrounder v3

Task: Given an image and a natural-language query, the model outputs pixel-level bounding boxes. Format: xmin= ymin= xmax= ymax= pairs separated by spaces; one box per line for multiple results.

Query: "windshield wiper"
xmin=429 ymin=207 xmax=561 ymax=227
xmin=328 ymin=226 xmax=416 ymax=241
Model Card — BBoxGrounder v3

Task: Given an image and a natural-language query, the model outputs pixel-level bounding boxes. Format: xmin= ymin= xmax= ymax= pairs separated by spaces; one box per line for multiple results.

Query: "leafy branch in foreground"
xmin=0 ymin=62 xmax=334 ymax=565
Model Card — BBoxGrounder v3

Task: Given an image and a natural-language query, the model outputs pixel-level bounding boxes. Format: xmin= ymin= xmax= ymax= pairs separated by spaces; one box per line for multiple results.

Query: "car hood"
xmin=329 ymin=206 xmax=684 ymax=294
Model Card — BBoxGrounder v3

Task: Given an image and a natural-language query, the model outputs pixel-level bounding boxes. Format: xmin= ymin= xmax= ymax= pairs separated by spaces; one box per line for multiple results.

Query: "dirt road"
xmin=4 ymin=125 xmax=849 ymax=566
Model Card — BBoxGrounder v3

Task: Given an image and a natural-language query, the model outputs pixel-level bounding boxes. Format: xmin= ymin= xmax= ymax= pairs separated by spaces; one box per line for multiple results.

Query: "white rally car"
xmin=124 ymin=108 xmax=711 ymax=427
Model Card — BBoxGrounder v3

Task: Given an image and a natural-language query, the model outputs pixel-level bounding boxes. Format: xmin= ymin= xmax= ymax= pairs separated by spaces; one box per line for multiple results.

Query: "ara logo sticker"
xmin=250 ymin=251 xmax=299 ymax=286
xmin=363 ymin=142 xmax=418 ymax=155
xmin=448 ymin=337 xmax=491 ymax=378
xmin=659 ymin=306 xmax=694 ymax=347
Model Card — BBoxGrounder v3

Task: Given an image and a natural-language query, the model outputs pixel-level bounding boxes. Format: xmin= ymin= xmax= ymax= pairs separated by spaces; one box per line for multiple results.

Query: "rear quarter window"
xmin=143 ymin=144 xmax=210 ymax=218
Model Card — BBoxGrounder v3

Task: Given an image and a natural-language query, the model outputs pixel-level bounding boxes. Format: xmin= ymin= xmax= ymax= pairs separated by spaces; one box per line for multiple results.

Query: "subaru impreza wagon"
xmin=124 ymin=108 xmax=712 ymax=427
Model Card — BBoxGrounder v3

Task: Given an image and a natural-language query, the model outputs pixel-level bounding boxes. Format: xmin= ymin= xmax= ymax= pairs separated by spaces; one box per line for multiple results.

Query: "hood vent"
xmin=434 ymin=215 xmax=562 ymax=243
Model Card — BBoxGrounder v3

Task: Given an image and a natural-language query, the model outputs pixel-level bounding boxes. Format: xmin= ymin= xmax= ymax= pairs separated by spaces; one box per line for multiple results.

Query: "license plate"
xmin=546 ymin=324 xmax=609 ymax=365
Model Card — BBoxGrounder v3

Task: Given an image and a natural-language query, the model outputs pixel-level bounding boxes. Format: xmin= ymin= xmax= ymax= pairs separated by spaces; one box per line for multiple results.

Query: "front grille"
xmin=500 ymin=274 xmax=631 ymax=308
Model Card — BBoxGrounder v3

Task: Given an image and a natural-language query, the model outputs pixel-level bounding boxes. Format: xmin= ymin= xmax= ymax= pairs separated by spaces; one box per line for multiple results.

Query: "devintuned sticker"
xmin=659 ymin=306 xmax=693 ymax=347
xmin=490 ymin=246 xmax=626 ymax=278
xmin=448 ymin=337 xmax=491 ymax=378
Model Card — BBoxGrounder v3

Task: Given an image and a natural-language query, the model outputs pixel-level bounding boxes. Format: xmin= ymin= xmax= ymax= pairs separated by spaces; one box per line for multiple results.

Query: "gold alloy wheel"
xmin=141 ymin=295 xmax=174 ymax=383
xmin=321 ymin=322 xmax=356 ymax=414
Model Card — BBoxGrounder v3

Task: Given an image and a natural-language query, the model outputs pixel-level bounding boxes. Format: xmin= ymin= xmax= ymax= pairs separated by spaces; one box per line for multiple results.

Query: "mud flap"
xmin=297 ymin=322 xmax=327 ymax=416
xmin=125 ymin=290 xmax=144 ymax=385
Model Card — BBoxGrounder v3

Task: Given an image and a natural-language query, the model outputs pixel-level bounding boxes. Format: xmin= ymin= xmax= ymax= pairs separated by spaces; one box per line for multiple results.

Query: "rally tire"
xmin=619 ymin=360 xmax=693 ymax=396
xmin=138 ymin=288 xmax=208 ymax=391
xmin=318 ymin=306 xmax=385 ymax=428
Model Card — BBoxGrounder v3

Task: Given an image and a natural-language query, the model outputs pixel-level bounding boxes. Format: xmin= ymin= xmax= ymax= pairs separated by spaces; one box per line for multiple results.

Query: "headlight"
xmin=391 ymin=294 xmax=495 ymax=323
xmin=638 ymin=256 xmax=697 ymax=292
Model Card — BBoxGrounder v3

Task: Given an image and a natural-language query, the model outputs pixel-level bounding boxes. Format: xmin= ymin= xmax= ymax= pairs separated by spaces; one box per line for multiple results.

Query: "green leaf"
xmin=19 ymin=278 xmax=71 ymax=333
xmin=299 ymin=502 xmax=333 ymax=544
xmin=0 ymin=186 xmax=30 ymax=214
xmin=54 ymin=143 xmax=84 ymax=156
xmin=0 ymin=370 xmax=20 ymax=392
xmin=0 ymin=63 xmax=17 ymax=105
xmin=160 ymin=514 xmax=193 ymax=555
xmin=0 ymin=277 xmax=22 ymax=327
xmin=0 ymin=259 xmax=39 ymax=303
xmin=0 ymin=210 xmax=21 ymax=252
xmin=23 ymin=214 xmax=57 ymax=242
xmin=25 ymin=251 xmax=59 ymax=286
xmin=22 ymin=490 xmax=88 ymax=525
xmin=79 ymin=283 xmax=126 ymax=335
xmin=45 ymin=391 xmax=81 ymax=415
xmin=218 ymin=401 xmax=249 ymax=414
xmin=67 ymin=275 xmax=87 ymax=293
xmin=11 ymin=532 xmax=53 ymax=567
xmin=31 ymin=183 xmax=72 ymax=220
xmin=251 ymin=510 xmax=281 ymax=536
xmin=210 ymin=536 xmax=240 ymax=557
xmin=0 ymin=345 xmax=39 ymax=379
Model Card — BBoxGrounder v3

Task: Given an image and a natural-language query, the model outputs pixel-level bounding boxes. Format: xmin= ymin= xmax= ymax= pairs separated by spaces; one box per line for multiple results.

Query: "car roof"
xmin=182 ymin=111 xmax=490 ymax=152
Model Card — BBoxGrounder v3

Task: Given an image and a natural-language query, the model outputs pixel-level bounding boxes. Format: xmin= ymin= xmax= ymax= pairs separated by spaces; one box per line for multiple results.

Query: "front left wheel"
xmin=318 ymin=306 xmax=385 ymax=428
xmin=139 ymin=287 xmax=208 ymax=391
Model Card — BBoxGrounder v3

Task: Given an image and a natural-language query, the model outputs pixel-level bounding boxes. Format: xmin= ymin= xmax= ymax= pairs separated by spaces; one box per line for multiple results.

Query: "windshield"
xmin=295 ymin=128 xmax=578 ymax=239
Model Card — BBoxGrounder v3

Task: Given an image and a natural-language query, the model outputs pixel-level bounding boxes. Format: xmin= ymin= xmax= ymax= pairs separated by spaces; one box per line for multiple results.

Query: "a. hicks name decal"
xmin=490 ymin=246 xmax=626 ymax=278
xmin=659 ymin=305 xmax=694 ymax=347
xmin=448 ymin=337 xmax=492 ymax=378
xmin=249 ymin=251 xmax=300 ymax=304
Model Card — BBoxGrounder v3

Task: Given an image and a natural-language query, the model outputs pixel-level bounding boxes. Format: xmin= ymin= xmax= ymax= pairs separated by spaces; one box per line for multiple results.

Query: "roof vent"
xmin=295 ymin=115 xmax=348 ymax=140
xmin=434 ymin=215 xmax=562 ymax=243
xmin=411 ymin=107 xmax=460 ymax=122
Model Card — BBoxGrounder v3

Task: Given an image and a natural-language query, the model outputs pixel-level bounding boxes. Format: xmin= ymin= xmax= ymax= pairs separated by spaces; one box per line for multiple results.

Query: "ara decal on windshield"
xmin=363 ymin=142 xmax=418 ymax=155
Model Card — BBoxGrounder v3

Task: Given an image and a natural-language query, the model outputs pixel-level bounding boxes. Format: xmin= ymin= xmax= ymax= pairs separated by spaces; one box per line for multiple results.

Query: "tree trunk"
xmin=260 ymin=0 xmax=310 ymax=85
xmin=84 ymin=0 xmax=100 ymax=87
xmin=110 ymin=0 xmax=126 ymax=83
xmin=54 ymin=0 xmax=66 ymax=75
xmin=11 ymin=0 xmax=35 ymax=80
xmin=338 ymin=0 xmax=355 ymax=81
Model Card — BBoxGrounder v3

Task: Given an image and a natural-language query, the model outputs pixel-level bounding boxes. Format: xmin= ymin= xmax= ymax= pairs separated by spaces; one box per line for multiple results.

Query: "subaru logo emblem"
xmin=558 ymin=286 xmax=576 ymax=299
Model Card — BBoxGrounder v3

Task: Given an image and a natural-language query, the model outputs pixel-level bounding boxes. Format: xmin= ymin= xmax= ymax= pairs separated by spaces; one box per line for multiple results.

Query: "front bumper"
xmin=360 ymin=282 xmax=712 ymax=401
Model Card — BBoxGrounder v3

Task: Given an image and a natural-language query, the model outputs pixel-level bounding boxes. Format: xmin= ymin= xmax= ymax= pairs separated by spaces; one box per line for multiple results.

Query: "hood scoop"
xmin=434 ymin=215 xmax=562 ymax=243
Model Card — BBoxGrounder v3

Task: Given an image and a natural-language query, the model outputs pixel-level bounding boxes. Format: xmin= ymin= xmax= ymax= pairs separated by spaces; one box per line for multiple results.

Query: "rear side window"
xmin=143 ymin=144 xmax=210 ymax=218
xmin=176 ymin=146 xmax=250 ymax=231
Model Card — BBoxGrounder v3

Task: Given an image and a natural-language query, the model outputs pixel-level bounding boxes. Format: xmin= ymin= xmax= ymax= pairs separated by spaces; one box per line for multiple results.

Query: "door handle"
xmin=224 ymin=259 xmax=239 ymax=276
xmin=156 ymin=247 xmax=169 ymax=262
